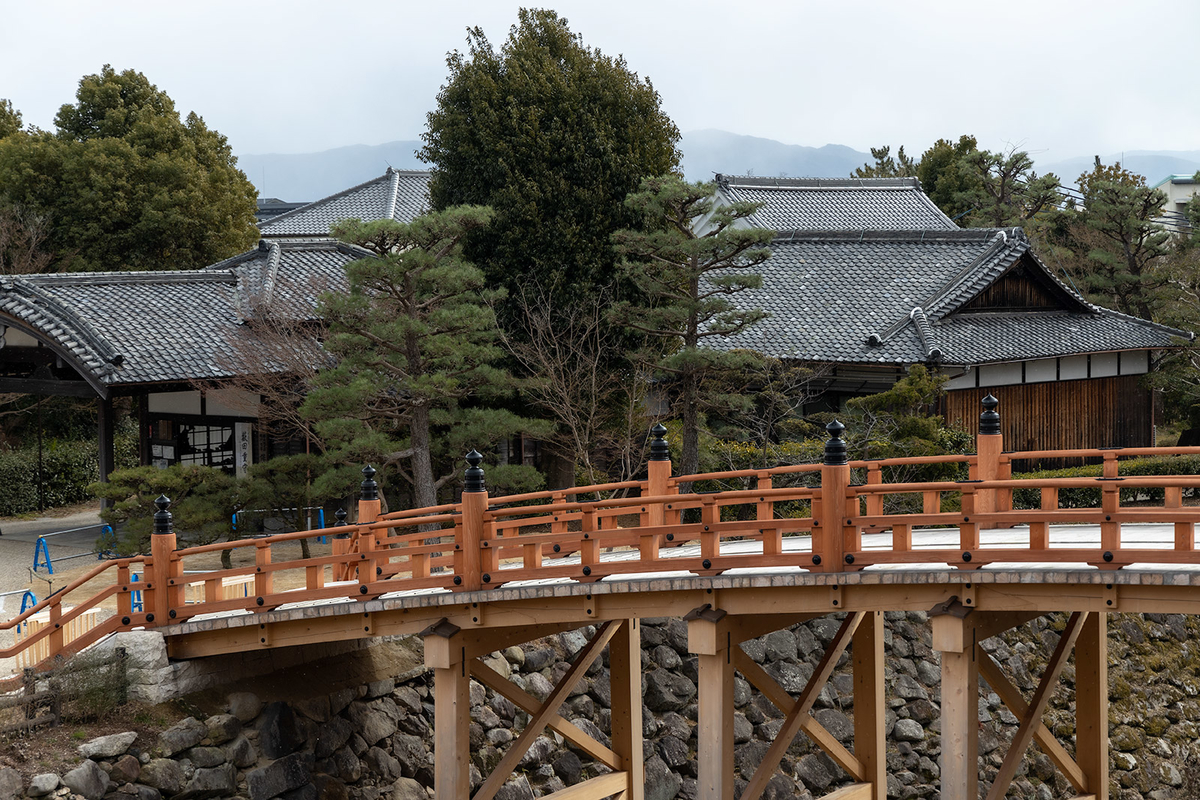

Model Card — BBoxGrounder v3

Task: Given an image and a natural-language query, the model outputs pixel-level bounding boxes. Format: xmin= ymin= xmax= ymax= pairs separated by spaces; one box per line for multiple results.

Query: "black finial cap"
xmin=360 ymin=465 xmax=379 ymax=501
xmin=464 ymin=450 xmax=485 ymax=493
xmin=979 ymin=394 xmax=1000 ymax=436
xmin=334 ymin=507 xmax=349 ymax=539
xmin=824 ymin=420 xmax=848 ymax=466
xmin=153 ymin=495 xmax=173 ymax=536
xmin=649 ymin=424 xmax=670 ymax=461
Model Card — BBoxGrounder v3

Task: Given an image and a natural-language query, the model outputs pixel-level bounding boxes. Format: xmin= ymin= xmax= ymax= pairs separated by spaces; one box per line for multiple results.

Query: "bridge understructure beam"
xmin=687 ymin=605 xmax=885 ymax=800
xmin=422 ymin=617 xmax=645 ymax=800
xmin=934 ymin=608 xmax=1109 ymax=800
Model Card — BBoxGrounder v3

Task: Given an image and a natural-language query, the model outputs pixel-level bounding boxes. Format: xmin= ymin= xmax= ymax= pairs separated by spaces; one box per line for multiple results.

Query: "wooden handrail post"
xmin=818 ymin=421 xmax=850 ymax=572
xmin=358 ymin=467 xmax=382 ymax=591
xmin=331 ymin=508 xmax=349 ymax=582
xmin=459 ymin=450 xmax=487 ymax=591
xmin=148 ymin=495 xmax=176 ymax=626
xmin=644 ymin=424 xmax=672 ymax=561
xmin=976 ymin=394 xmax=1002 ymax=515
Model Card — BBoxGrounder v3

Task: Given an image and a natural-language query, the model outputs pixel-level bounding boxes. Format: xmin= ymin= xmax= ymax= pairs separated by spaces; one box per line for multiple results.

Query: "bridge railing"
xmin=7 ymin=394 xmax=1200 ymax=671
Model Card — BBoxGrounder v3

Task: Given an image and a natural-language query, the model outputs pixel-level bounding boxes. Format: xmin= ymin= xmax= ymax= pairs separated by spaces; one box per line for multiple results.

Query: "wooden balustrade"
xmin=9 ymin=397 xmax=1200 ymax=669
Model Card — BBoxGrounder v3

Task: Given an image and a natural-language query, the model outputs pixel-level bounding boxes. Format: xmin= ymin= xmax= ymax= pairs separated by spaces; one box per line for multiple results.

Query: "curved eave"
xmin=0 ymin=313 xmax=112 ymax=399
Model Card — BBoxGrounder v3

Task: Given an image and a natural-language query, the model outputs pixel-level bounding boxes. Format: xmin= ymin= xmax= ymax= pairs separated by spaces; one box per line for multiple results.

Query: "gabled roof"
xmin=715 ymin=175 xmax=958 ymax=232
xmin=713 ymin=228 xmax=1186 ymax=366
xmin=258 ymin=168 xmax=430 ymax=239
xmin=0 ymin=240 xmax=366 ymax=392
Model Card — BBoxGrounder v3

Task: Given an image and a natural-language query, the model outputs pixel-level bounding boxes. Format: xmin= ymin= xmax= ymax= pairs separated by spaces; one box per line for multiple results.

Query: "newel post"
xmin=643 ymin=424 xmax=673 ymax=560
xmin=357 ymin=467 xmax=381 ymax=590
xmin=148 ymin=495 xmax=176 ymax=626
xmin=976 ymin=395 xmax=1002 ymax=515
xmin=817 ymin=421 xmax=851 ymax=573
xmin=458 ymin=451 xmax=487 ymax=591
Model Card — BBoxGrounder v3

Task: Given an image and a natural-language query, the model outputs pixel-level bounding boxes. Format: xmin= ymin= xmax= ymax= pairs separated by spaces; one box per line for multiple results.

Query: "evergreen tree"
xmin=610 ymin=176 xmax=773 ymax=480
xmin=960 ymin=147 xmax=1060 ymax=228
xmin=916 ymin=135 xmax=981 ymax=220
xmin=853 ymin=145 xmax=916 ymax=178
xmin=304 ymin=207 xmax=545 ymax=509
xmin=1066 ymin=160 xmax=1171 ymax=321
xmin=0 ymin=100 xmax=21 ymax=140
xmin=0 ymin=67 xmax=258 ymax=272
xmin=419 ymin=9 xmax=680 ymax=310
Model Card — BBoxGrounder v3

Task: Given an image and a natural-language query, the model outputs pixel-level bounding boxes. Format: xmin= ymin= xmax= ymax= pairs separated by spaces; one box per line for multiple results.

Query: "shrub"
xmin=1011 ymin=454 xmax=1200 ymax=509
xmin=0 ymin=441 xmax=99 ymax=516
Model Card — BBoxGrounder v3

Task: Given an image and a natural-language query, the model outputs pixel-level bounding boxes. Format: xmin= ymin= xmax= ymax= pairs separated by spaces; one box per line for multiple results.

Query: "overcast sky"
xmin=4 ymin=0 xmax=1198 ymax=163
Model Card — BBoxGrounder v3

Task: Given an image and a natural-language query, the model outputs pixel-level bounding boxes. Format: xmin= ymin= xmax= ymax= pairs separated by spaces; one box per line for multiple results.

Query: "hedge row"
xmin=1011 ymin=454 xmax=1200 ymax=509
xmin=0 ymin=441 xmax=101 ymax=516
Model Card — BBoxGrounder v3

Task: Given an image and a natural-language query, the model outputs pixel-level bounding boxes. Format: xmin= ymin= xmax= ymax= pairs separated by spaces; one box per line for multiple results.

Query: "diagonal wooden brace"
xmin=473 ymin=621 xmax=621 ymax=800
xmin=976 ymin=648 xmax=1087 ymax=793
xmin=739 ymin=612 xmax=866 ymax=800
xmin=984 ymin=612 xmax=1089 ymax=800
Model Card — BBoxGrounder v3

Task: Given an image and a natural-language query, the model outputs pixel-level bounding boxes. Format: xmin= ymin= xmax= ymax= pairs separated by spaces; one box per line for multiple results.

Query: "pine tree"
xmin=304 ymin=207 xmax=546 ymax=509
xmin=610 ymin=176 xmax=773 ymax=480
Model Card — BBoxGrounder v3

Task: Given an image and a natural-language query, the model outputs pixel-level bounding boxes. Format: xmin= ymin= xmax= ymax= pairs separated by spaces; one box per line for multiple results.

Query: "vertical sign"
xmin=235 ymin=422 xmax=253 ymax=478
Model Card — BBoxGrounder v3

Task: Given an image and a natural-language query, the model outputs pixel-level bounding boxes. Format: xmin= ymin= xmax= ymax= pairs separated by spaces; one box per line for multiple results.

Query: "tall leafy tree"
xmin=0 ymin=67 xmax=258 ymax=272
xmin=915 ymin=135 xmax=981 ymax=220
xmin=610 ymin=176 xmax=773 ymax=480
xmin=0 ymin=100 xmax=21 ymax=140
xmin=303 ymin=207 xmax=545 ymax=510
xmin=419 ymin=9 xmax=680 ymax=308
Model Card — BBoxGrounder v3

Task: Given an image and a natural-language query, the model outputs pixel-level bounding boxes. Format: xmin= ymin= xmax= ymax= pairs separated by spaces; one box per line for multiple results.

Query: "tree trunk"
xmin=410 ymin=404 xmax=438 ymax=510
xmin=680 ymin=371 xmax=700 ymax=492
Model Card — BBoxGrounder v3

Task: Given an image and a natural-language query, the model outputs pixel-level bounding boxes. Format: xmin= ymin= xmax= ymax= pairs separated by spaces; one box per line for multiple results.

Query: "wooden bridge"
xmin=7 ymin=396 xmax=1200 ymax=800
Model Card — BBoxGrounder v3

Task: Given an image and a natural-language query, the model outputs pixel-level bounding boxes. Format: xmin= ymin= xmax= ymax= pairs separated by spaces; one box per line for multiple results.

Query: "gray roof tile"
xmin=714 ymin=228 xmax=1186 ymax=366
xmin=716 ymin=175 xmax=958 ymax=231
xmin=258 ymin=168 xmax=430 ymax=238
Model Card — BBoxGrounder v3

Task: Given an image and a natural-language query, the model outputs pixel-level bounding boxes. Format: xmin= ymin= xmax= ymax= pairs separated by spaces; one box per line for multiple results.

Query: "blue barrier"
xmin=131 ymin=573 xmax=142 ymax=612
xmin=32 ymin=524 xmax=113 ymax=574
xmin=18 ymin=591 xmax=36 ymax=635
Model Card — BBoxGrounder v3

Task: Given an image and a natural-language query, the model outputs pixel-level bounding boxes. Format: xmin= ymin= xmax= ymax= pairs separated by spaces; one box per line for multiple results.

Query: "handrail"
xmin=10 ymin=407 xmax=1200 ymax=671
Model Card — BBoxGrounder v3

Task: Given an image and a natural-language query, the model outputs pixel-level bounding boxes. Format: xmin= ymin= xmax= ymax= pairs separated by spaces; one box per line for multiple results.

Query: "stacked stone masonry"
xmin=6 ymin=612 xmax=1200 ymax=800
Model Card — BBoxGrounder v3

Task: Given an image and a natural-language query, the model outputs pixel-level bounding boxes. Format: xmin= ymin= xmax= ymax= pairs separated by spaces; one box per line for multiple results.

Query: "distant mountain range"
xmin=236 ymin=132 xmax=1200 ymax=204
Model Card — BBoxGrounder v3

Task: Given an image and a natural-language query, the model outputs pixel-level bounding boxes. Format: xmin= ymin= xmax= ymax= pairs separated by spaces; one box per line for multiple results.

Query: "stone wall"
xmin=5 ymin=611 xmax=1200 ymax=800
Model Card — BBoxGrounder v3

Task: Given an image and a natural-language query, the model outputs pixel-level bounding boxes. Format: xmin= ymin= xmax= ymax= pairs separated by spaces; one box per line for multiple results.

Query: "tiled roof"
xmin=2 ymin=241 xmax=366 ymax=390
xmin=715 ymin=175 xmax=959 ymax=232
xmin=713 ymin=228 xmax=1186 ymax=366
xmin=258 ymin=168 xmax=430 ymax=238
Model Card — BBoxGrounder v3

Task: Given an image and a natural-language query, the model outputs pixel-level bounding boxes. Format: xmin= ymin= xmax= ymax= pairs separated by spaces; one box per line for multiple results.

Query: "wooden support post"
xmin=1100 ymin=483 xmax=1120 ymax=559
xmin=1030 ymin=487 xmax=1057 ymax=550
xmin=818 ymin=421 xmax=850 ymax=572
xmin=853 ymin=611 xmax=885 ymax=799
xmin=756 ymin=472 xmax=774 ymax=522
xmin=976 ymin=395 xmax=1002 ymax=515
xmin=254 ymin=541 xmax=273 ymax=600
xmin=932 ymin=611 xmax=978 ymax=800
xmin=1075 ymin=612 xmax=1108 ymax=800
xmin=688 ymin=605 xmax=734 ymax=800
xmin=460 ymin=452 xmax=488 ymax=591
xmin=116 ymin=563 xmax=131 ymax=619
xmin=149 ymin=495 xmax=176 ymax=626
xmin=423 ymin=620 xmax=468 ymax=800
xmin=608 ymin=619 xmax=644 ymax=800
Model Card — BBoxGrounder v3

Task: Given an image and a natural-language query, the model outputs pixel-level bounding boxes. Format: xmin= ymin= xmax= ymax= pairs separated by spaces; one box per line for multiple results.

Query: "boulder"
xmin=62 ymin=760 xmax=109 ymax=800
xmin=227 ymin=691 xmax=263 ymax=722
xmin=78 ymin=731 xmax=138 ymax=759
xmin=313 ymin=774 xmax=350 ymax=800
xmin=176 ymin=764 xmax=237 ymax=800
xmin=796 ymin=752 xmax=837 ymax=793
xmin=494 ymin=775 xmax=535 ymax=800
xmin=157 ymin=717 xmax=207 ymax=757
xmin=644 ymin=669 xmax=696 ymax=712
xmin=644 ymin=755 xmax=682 ymax=800
xmin=0 ymin=768 xmax=21 ymax=800
xmin=204 ymin=713 xmax=241 ymax=744
xmin=224 ymin=734 xmax=258 ymax=768
xmin=26 ymin=773 xmax=59 ymax=798
xmin=246 ymin=752 xmax=315 ymax=800
xmin=893 ymin=719 xmax=925 ymax=742
xmin=259 ymin=701 xmax=306 ymax=759
xmin=390 ymin=777 xmax=426 ymax=800
xmin=315 ymin=716 xmax=355 ymax=759
xmin=139 ymin=759 xmax=187 ymax=795
xmin=109 ymin=754 xmax=141 ymax=785
xmin=346 ymin=700 xmax=400 ymax=745
xmin=552 ymin=751 xmax=582 ymax=784
xmin=391 ymin=734 xmax=427 ymax=778
xmin=185 ymin=746 xmax=227 ymax=768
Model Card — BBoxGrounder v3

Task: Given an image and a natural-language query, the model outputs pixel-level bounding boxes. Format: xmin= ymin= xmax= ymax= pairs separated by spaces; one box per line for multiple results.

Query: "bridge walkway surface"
xmin=4 ymin=397 xmax=1200 ymax=800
